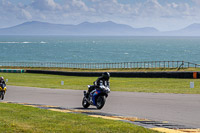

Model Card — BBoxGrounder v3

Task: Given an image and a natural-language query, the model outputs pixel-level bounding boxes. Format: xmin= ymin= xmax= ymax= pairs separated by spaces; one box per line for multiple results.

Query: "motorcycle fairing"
xmin=92 ymin=90 xmax=101 ymax=106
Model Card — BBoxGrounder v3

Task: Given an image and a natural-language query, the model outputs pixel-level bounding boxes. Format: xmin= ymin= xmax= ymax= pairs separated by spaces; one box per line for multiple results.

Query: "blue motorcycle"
xmin=82 ymin=85 xmax=110 ymax=109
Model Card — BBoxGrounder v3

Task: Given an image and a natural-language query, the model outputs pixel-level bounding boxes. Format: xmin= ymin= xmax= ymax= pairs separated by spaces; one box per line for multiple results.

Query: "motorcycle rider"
xmin=0 ymin=76 xmax=6 ymax=88
xmin=86 ymin=72 xmax=110 ymax=97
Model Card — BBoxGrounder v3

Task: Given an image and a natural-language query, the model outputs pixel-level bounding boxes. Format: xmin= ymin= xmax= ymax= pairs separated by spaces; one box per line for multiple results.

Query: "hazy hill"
xmin=0 ymin=21 xmax=159 ymax=36
xmin=0 ymin=21 xmax=199 ymax=36
xmin=0 ymin=21 xmax=73 ymax=35
xmin=177 ymin=23 xmax=200 ymax=36
xmin=163 ymin=23 xmax=200 ymax=36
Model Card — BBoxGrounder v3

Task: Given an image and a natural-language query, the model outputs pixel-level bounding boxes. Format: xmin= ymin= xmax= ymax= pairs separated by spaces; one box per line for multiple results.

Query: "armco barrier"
xmin=0 ymin=69 xmax=25 ymax=73
xmin=26 ymin=70 xmax=103 ymax=77
xmin=26 ymin=70 xmax=200 ymax=79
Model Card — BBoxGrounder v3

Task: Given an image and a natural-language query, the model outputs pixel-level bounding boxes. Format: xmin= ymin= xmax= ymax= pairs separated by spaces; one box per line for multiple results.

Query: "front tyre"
xmin=0 ymin=92 xmax=4 ymax=100
xmin=96 ymin=96 xmax=106 ymax=109
xmin=82 ymin=97 xmax=90 ymax=108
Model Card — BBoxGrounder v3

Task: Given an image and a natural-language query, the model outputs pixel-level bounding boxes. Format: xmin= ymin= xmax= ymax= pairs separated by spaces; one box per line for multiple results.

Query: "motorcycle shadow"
xmin=73 ymin=107 xmax=97 ymax=110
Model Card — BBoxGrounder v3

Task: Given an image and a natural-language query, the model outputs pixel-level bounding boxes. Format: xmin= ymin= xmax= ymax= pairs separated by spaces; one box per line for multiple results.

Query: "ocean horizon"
xmin=0 ymin=35 xmax=200 ymax=64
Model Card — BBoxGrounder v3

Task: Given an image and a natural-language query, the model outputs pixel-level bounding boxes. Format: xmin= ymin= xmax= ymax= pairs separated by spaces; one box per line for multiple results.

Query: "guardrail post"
xmin=177 ymin=61 xmax=179 ymax=68
xmin=168 ymin=61 xmax=169 ymax=68
xmin=155 ymin=61 xmax=157 ymax=68
xmin=164 ymin=61 xmax=165 ymax=68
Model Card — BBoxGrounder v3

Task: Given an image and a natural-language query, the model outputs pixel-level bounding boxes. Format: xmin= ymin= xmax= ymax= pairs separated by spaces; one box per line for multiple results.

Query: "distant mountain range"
xmin=0 ymin=21 xmax=199 ymax=36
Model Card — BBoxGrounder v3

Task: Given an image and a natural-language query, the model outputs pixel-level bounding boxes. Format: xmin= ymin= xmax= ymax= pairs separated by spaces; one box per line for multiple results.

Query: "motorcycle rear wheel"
xmin=82 ymin=97 xmax=90 ymax=108
xmin=96 ymin=96 xmax=106 ymax=109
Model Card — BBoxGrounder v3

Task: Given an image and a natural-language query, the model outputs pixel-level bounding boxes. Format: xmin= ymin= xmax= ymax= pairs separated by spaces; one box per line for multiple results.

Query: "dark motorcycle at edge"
xmin=82 ymin=85 xmax=110 ymax=109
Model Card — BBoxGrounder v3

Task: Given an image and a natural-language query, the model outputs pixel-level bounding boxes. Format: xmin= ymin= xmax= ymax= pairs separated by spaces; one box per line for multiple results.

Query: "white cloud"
xmin=171 ymin=3 xmax=178 ymax=8
xmin=0 ymin=0 xmax=200 ymax=31
xmin=72 ymin=0 xmax=89 ymax=11
xmin=192 ymin=0 xmax=200 ymax=5
xmin=21 ymin=9 xmax=32 ymax=20
xmin=31 ymin=0 xmax=62 ymax=11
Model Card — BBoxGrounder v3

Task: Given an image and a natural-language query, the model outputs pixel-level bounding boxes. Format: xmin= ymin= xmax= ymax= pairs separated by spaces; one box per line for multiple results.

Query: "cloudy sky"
xmin=0 ymin=0 xmax=200 ymax=31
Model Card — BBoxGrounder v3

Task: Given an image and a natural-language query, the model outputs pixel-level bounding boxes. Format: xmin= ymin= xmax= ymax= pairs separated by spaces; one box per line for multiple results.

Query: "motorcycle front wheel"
xmin=96 ymin=96 xmax=106 ymax=109
xmin=0 ymin=92 xmax=4 ymax=100
xmin=82 ymin=97 xmax=90 ymax=108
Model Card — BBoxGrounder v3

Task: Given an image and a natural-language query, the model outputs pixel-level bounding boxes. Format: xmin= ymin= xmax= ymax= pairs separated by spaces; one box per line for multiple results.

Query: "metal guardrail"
xmin=0 ymin=69 xmax=25 ymax=73
xmin=0 ymin=61 xmax=200 ymax=69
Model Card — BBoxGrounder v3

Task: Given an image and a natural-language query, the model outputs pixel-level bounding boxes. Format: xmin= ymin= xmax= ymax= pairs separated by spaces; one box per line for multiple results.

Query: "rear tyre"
xmin=82 ymin=97 xmax=90 ymax=108
xmin=96 ymin=96 xmax=106 ymax=109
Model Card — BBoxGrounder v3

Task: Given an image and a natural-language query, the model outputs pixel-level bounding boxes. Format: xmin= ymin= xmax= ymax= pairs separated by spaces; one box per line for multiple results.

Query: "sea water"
xmin=0 ymin=36 xmax=200 ymax=64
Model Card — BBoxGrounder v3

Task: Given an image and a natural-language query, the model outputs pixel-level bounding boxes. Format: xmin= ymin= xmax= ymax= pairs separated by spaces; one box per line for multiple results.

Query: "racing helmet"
xmin=0 ymin=76 xmax=4 ymax=80
xmin=102 ymin=72 xmax=110 ymax=80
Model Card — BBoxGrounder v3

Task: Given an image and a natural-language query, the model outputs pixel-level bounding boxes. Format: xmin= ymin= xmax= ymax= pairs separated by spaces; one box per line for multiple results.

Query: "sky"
xmin=0 ymin=0 xmax=200 ymax=31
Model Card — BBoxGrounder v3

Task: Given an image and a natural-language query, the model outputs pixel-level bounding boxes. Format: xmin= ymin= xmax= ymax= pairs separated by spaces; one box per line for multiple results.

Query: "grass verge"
xmin=1 ymin=73 xmax=200 ymax=94
xmin=0 ymin=102 xmax=157 ymax=133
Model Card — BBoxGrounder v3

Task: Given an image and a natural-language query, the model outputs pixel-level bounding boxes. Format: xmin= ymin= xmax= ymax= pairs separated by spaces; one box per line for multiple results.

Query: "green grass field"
xmin=0 ymin=102 xmax=157 ymax=133
xmin=1 ymin=72 xmax=200 ymax=94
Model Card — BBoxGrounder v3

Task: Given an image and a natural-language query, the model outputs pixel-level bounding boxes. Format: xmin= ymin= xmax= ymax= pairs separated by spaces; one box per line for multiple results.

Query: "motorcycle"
xmin=82 ymin=85 xmax=110 ymax=109
xmin=0 ymin=83 xmax=7 ymax=100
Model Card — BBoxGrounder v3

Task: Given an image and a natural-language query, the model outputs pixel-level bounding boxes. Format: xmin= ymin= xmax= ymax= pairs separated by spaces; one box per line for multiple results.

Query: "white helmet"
xmin=0 ymin=77 xmax=4 ymax=80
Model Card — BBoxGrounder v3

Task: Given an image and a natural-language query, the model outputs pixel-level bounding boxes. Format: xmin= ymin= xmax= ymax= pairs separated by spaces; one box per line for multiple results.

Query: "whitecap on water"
xmin=0 ymin=42 xmax=19 ymax=44
xmin=124 ymin=53 xmax=129 ymax=55
xmin=0 ymin=41 xmax=32 ymax=44
xmin=22 ymin=42 xmax=32 ymax=44
xmin=40 ymin=41 xmax=47 ymax=44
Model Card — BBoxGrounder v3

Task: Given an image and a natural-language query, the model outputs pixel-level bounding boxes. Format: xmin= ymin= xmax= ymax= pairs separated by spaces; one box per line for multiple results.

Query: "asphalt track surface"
xmin=3 ymin=86 xmax=200 ymax=128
